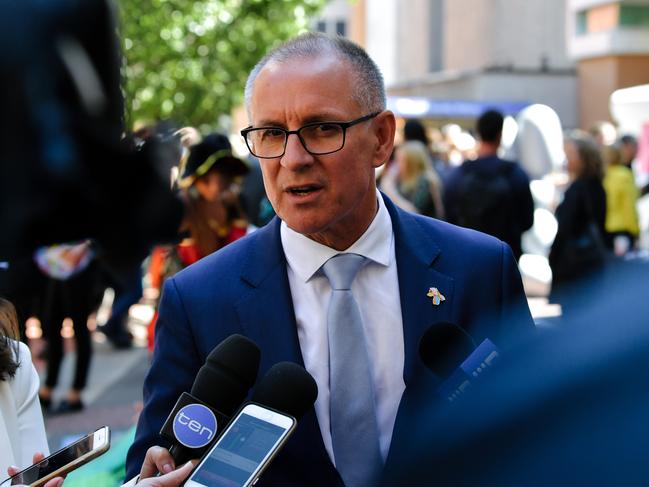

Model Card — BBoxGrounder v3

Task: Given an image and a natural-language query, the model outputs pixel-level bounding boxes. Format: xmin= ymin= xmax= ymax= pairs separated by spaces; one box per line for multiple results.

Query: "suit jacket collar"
xmin=235 ymin=217 xmax=304 ymax=370
xmin=382 ymin=195 xmax=455 ymax=384
xmin=236 ymin=194 xmax=454 ymax=384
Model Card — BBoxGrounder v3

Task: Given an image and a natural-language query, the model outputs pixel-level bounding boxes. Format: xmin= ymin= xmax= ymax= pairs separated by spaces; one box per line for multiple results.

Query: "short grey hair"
xmin=244 ymin=32 xmax=386 ymax=117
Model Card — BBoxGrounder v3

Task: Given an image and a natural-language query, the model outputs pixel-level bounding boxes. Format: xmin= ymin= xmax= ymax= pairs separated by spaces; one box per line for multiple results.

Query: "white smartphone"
xmin=1 ymin=426 xmax=110 ymax=487
xmin=183 ymin=403 xmax=296 ymax=487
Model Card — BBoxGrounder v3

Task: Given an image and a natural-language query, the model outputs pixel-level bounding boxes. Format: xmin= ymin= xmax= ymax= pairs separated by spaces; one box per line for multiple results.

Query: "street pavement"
xmin=32 ymin=301 xmax=153 ymax=454
xmin=39 ymin=339 xmax=148 ymax=451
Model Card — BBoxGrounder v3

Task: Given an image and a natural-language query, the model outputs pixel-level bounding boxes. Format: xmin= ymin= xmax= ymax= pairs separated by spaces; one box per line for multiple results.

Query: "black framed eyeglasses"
xmin=240 ymin=112 xmax=381 ymax=159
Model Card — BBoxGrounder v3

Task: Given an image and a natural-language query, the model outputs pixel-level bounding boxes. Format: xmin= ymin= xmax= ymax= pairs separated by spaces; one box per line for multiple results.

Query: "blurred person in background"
xmin=240 ymin=154 xmax=276 ymax=228
xmin=35 ymin=241 xmax=102 ymax=414
xmin=402 ymin=119 xmax=450 ymax=182
xmin=444 ymin=110 xmax=534 ymax=261
xmin=380 ymin=140 xmax=444 ymax=219
xmin=619 ymin=134 xmax=638 ymax=169
xmin=601 ymin=144 xmax=639 ymax=255
xmin=147 ymin=133 xmax=250 ymax=347
xmin=589 ymin=120 xmax=617 ymax=148
xmin=549 ymin=132 xmax=607 ymax=309
xmin=174 ymin=133 xmax=250 ymax=266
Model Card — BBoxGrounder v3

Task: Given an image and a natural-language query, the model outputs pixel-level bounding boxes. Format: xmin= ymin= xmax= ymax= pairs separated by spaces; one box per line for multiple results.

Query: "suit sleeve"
xmin=498 ymin=242 xmax=536 ymax=343
xmin=125 ymin=276 xmax=203 ymax=479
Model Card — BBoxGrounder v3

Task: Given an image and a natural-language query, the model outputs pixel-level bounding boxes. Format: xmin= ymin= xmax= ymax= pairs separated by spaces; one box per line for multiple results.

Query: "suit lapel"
xmin=384 ymin=196 xmax=455 ymax=385
xmin=234 ymin=218 xmax=303 ymax=372
xmin=382 ymin=197 xmax=455 ymax=479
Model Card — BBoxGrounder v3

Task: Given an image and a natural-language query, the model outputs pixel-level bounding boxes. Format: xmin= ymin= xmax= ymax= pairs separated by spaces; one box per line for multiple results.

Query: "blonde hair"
xmin=397 ymin=141 xmax=440 ymax=191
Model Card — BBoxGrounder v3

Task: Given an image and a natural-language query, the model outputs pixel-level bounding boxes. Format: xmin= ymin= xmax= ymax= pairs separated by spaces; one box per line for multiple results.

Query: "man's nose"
xmin=281 ymin=133 xmax=314 ymax=170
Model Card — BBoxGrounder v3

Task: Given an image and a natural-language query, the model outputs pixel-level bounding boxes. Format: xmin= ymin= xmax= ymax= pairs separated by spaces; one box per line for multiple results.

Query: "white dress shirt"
xmin=281 ymin=191 xmax=405 ymax=463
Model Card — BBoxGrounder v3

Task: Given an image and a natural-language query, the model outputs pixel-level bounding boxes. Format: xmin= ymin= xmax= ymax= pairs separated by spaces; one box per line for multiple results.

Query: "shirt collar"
xmin=281 ymin=189 xmax=394 ymax=283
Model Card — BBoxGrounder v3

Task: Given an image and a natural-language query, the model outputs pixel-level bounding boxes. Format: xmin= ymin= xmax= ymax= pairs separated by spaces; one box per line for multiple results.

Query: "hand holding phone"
xmin=6 ymin=455 xmax=63 ymax=487
xmin=1 ymin=426 xmax=110 ymax=487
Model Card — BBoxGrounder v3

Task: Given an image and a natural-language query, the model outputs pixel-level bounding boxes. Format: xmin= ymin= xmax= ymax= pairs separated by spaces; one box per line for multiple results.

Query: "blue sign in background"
xmin=173 ymin=403 xmax=218 ymax=448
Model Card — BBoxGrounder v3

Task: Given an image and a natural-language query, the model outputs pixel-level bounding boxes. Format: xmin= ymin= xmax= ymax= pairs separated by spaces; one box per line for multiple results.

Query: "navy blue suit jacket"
xmin=125 ymin=196 xmax=534 ymax=484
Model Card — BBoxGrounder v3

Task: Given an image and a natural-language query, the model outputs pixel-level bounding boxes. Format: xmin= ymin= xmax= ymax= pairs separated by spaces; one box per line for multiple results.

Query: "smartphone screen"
xmin=4 ymin=427 xmax=109 ymax=486
xmin=185 ymin=404 xmax=295 ymax=487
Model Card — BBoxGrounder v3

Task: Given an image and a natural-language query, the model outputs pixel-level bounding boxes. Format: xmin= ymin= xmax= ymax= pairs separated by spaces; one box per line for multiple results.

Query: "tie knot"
xmin=321 ymin=253 xmax=367 ymax=290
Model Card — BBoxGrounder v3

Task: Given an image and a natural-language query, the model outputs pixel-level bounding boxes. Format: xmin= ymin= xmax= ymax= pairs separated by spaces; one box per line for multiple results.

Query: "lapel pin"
xmin=427 ymin=287 xmax=446 ymax=306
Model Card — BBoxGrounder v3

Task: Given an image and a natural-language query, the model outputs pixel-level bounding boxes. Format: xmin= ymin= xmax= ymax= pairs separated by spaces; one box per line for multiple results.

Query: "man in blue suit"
xmin=126 ymin=33 xmax=534 ymax=486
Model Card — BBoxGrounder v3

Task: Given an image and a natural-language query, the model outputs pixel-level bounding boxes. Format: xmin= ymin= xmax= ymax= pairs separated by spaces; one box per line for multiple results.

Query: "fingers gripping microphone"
xmin=160 ymin=334 xmax=261 ymax=464
xmin=419 ymin=322 xmax=500 ymax=403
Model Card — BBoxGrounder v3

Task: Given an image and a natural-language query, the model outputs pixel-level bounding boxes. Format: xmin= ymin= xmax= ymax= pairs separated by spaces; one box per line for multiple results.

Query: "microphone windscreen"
xmin=251 ymin=362 xmax=318 ymax=420
xmin=419 ymin=322 xmax=476 ymax=379
xmin=191 ymin=334 xmax=261 ymax=416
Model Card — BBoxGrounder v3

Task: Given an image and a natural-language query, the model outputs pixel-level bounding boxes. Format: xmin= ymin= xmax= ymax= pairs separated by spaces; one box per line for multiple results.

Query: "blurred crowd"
xmin=380 ymin=110 xmax=646 ymax=315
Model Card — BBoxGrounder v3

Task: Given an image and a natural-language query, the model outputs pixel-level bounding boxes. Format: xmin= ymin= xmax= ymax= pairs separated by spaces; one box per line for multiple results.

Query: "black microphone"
xmin=419 ymin=321 xmax=476 ymax=378
xmin=419 ymin=322 xmax=500 ymax=403
xmin=250 ymin=361 xmax=319 ymax=420
xmin=159 ymin=334 xmax=261 ymax=464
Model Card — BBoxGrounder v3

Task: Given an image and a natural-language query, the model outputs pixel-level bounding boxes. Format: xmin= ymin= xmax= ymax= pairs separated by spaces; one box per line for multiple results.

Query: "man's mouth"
xmin=286 ymin=185 xmax=322 ymax=196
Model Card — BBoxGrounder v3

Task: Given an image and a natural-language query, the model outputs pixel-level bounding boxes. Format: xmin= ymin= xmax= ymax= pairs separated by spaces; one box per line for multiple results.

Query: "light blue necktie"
xmin=322 ymin=253 xmax=383 ymax=487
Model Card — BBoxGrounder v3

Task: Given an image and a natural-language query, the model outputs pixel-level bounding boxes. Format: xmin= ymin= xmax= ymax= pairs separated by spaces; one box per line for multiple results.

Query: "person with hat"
xmin=144 ymin=133 xmax=250 ymax=350
xmin=174 ymin=133 xmax=250 ymax=267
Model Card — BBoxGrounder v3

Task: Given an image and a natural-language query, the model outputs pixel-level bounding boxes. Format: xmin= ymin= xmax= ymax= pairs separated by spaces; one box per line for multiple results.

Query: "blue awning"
xmin=387 ymin=96 xmax=531 ymax=118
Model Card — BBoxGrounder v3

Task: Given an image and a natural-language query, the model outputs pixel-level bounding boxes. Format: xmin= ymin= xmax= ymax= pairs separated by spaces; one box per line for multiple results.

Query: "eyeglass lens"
xmin=247 ymin=123 xmax=344 ymax=158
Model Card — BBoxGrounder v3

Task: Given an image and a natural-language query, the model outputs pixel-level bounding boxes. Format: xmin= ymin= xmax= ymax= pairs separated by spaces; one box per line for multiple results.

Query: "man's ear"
xmin=371 ymin=111 xmax=396 ymax=169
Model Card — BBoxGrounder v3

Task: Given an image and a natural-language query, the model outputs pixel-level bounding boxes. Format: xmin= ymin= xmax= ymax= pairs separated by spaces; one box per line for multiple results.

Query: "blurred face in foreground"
xmin=248 ymin=53 xmax=395 ymax=250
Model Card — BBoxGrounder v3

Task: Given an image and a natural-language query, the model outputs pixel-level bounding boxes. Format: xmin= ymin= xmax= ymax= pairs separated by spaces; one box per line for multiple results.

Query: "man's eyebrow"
xmin=254 ymin=113 xmax=347 ymax=128
xmin=301 ymin=113 xmax=346 ymax=124
xmin=254 ymin=118 xmax=284 ymax=127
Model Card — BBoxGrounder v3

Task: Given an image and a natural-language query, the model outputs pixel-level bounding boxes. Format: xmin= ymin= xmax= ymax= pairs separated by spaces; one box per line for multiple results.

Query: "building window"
xmin=316 ymin=20 xmax=327 ymax=33
xmin=576 ymin=10 xmax=587 ymax=35
xmin=620 ymin=5 xmax=649 ymax=27
xmin=335 ymin=20 xmax=346 ymax=36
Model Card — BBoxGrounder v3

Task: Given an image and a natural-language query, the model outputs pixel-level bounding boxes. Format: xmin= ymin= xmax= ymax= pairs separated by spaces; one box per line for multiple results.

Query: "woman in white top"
xmin=0 ymin=298 xmax=49 ymax=475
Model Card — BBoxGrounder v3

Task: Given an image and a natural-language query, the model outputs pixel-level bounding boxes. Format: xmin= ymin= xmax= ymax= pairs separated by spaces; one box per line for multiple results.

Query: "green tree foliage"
xmin=118 ymin=0 xmax=326 ymax=128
